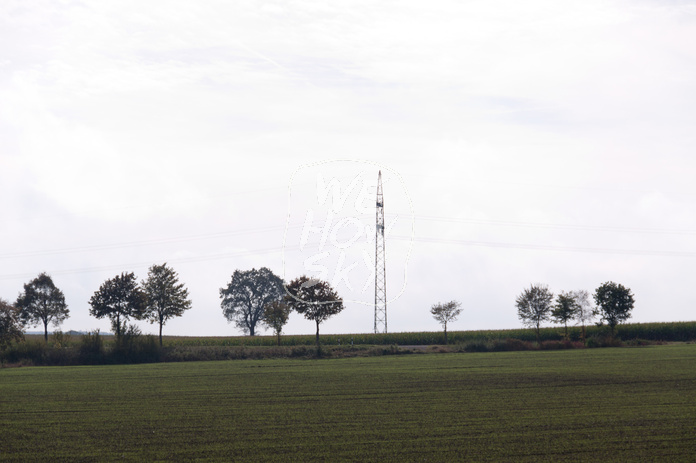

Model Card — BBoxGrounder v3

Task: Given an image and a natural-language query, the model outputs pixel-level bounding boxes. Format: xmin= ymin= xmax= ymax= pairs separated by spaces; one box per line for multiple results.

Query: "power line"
xmin=408 ymin=215 xmax=696 ymax=236
xmin=390 ymin=235 xmax=696 ymax=258
xmin=0 ymin=244 xmax=302 ymax=281
xmin=0 ymin=225 xmax=300 ymax=260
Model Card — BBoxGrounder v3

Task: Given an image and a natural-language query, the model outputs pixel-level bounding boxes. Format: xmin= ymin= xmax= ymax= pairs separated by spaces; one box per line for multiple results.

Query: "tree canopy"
xmin=516 ymin=284 xmax=553 ymax=344
xmin=430 ymin=300 xmax=462 ymax=344
xmin=284 ymin=276 xmax=344 ymax=349
xmin=263 ymin=300 xmax=292 ymax=346
xmin=142 ymin=263 xmax=192 ymax=346
xmin=220 ymin=267 xmax=285 ymax=336
xmin=0 ymin=298 xmax=24 ymax=350
xmin=89 ymin=272 xmax=147 ymax=339
xmin=15 ymin=272 xmax=69 ymax=342
xmin=551 ymin=292 xmax=579 ymax=339
xmin=594 ymin=281 xmax=634 ymax=336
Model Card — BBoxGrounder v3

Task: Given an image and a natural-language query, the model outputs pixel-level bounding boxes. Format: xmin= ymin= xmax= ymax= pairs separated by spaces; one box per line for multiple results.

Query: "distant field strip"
xmin=1 ymin=345 xmax=695 ymax=461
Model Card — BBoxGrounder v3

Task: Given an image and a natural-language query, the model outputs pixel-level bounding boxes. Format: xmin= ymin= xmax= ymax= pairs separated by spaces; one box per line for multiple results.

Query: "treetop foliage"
xmin=594 ymin=281 xmax=635 ymax=334
xmin=15 ymin=272 xmax=69 ymax=341
xmin=430 ymin=300 xmax=462 ymax=327
xmin=220 ymin=267 xmax=285 ymax=336
xmin=284 ymin=275 xmax=344 ymax=325
xmin=142 ymin=263 xmax=192 ymax=345
xmin=0 ymin=298 xmax=24 ymax=350
xmin=89 ymin=272 xmax=147 ymax=338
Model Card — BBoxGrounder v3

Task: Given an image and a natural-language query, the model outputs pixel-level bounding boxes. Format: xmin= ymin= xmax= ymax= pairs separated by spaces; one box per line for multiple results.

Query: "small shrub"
xmin=51 ymin=330 xmax=72 ymax=349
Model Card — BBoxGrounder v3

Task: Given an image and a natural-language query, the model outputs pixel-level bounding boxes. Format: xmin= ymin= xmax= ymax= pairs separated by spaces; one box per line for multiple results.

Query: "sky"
xmin=1 ymin=0 xmax=696 ymax=337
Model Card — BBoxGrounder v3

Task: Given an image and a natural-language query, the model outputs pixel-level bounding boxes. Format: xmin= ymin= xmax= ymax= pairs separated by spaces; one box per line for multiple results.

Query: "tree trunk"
xmin=444 ymin=323 xmax=448 ymax=345
xmin=277 ymin=331 xmax=281 ymax=346
xmin=581 ymin=323 xmax=586 ymax=343
xmin=564 ymin=321 xmax=568 ymax=340
xmin=315 ymin=321 xmax=320 ymax=348
xmin=43 ymin=320 xmax=48 ymax=343
xmin=159 ymin=322 xmax=163 ymax=347
xmin=535 ymin=322 xmax=541 ymax=345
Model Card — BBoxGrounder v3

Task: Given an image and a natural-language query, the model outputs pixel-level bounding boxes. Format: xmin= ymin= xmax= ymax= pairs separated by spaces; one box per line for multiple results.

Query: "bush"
xmin=464 ymin=341 xmax=491 ymax=352
xmin=586 ymin=335 xmax=623 ymax=348
xmin=2 ymin=341 xmax=39 ymax=366
xmin=112 ymin=326 xmax=160 ymax=364
xmin=51 ymin=330 xmax=72 ymax=349
xmin=79 ymin=330 xmax=104 ymax=364
xmin=492 ymin=338 xmax=535 ymax=352
xmin=539 ymin=340 xmax=582 ymax=350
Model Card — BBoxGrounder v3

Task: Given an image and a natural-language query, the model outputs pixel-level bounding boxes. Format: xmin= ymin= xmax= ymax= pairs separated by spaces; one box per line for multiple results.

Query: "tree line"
xmin=0 ymin=265 xmax=345 ymax=352
xmin=427 ymin=281 xmax=635 ymax=345
xmin=515 ymin=281 xmax=635 ymax=343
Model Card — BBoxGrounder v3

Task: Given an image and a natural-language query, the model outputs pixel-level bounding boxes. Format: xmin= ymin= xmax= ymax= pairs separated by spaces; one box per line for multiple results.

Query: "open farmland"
xmin=1 ymin=345 xmax=695 ymax=461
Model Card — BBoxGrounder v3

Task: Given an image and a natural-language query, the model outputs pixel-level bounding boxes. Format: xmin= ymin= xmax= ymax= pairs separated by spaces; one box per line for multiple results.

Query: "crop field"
xmin=1 ymin=344 xmax=695 ymax=461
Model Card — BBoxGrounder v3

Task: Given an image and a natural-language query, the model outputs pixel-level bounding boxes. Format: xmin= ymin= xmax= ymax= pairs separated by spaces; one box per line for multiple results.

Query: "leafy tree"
xmin=220 ymin=267 xmax=285 ymax=336
xmin=516 ymin=284 xmax=553 ymax=344
xmin=263 ymin=300 xmax=292 ymax=346
xmin=0 ymin=298 xmax=24 ymax=350
xmin=89 ymin=272 xmax=147 ymax=339
xmin=551 ymin=292 xmax=579 ymax=339
xmin=430 ymin=300 xmax=462 ymax=344
xmin=142 ymin=263 xmax=192 ymax=346
xmin=284 ymin=276 xmax=344 ymax=350
xmin=15 ymin=272 xmax=69 ymax=342
xmin=594 ymin=281 xmax=634 ymax=336
xmin=571 ymin=289 xmax=594 ymax=342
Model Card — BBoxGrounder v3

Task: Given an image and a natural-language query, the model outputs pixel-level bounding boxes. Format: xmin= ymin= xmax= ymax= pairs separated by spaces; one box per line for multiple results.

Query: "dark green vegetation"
xmin=1 ymin=345 xmax=695 ymax=461
xmin=160 ymin=320 xmax=696 ymax=346
xmin=3 ymin=321 xmax=696 ymax=367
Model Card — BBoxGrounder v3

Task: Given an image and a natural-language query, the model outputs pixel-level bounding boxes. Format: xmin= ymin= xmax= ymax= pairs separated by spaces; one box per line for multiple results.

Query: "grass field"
xmin=1 ymin=345 xmax=695 ymax=461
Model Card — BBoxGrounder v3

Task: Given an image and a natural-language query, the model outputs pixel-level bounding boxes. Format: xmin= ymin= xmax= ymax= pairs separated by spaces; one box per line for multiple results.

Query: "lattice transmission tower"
xmin=374 ymin=170 xmax=387 ymax=333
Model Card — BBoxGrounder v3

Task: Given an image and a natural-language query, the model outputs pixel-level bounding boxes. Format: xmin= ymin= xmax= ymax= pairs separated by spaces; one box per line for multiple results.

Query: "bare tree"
xmin=571 ymin=290 xmax=594 ymax=342
xmin=430 ymin=300 xmax=462 ymax=344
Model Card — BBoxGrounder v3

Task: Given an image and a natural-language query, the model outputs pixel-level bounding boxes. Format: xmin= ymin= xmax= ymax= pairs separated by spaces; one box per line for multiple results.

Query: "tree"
xmin=571 ymin=289 xmax=594 ymax=342
xmin=551 ymin=292 xmax=579 ymax=339
xmin=284 ymin=276 xmax=344 ymax=350
xmin=142 ymin=263 xmax=192 ymax=346
xmin=15 ymin=272 xmax=69 ymax=342
xmin=593 ymin=281 xmax=634 ymax=336
xmin=220 ymin=267 xmax=285 ymax=336
xmin=263 ymin=300 xmax=292 ymax=346
xmin=430 ymin=300 xmax=462 ymax=344
xmin=89 ymin=272 xmax=147 ymax=339
xmin=0 ymin=298 xmax=24 ymax=350
xmin=516 ymin=284 xmax=553 ymax=344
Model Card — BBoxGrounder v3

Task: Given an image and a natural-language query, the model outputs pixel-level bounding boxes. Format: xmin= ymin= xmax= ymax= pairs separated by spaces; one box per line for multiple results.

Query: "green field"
xmin=1 ymin=345 xmax=695 ymax=461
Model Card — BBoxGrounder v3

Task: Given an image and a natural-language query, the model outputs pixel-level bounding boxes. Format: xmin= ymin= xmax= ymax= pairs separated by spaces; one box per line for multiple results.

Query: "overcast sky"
xmin=2 ymin=0 xmax=695 ymax=337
